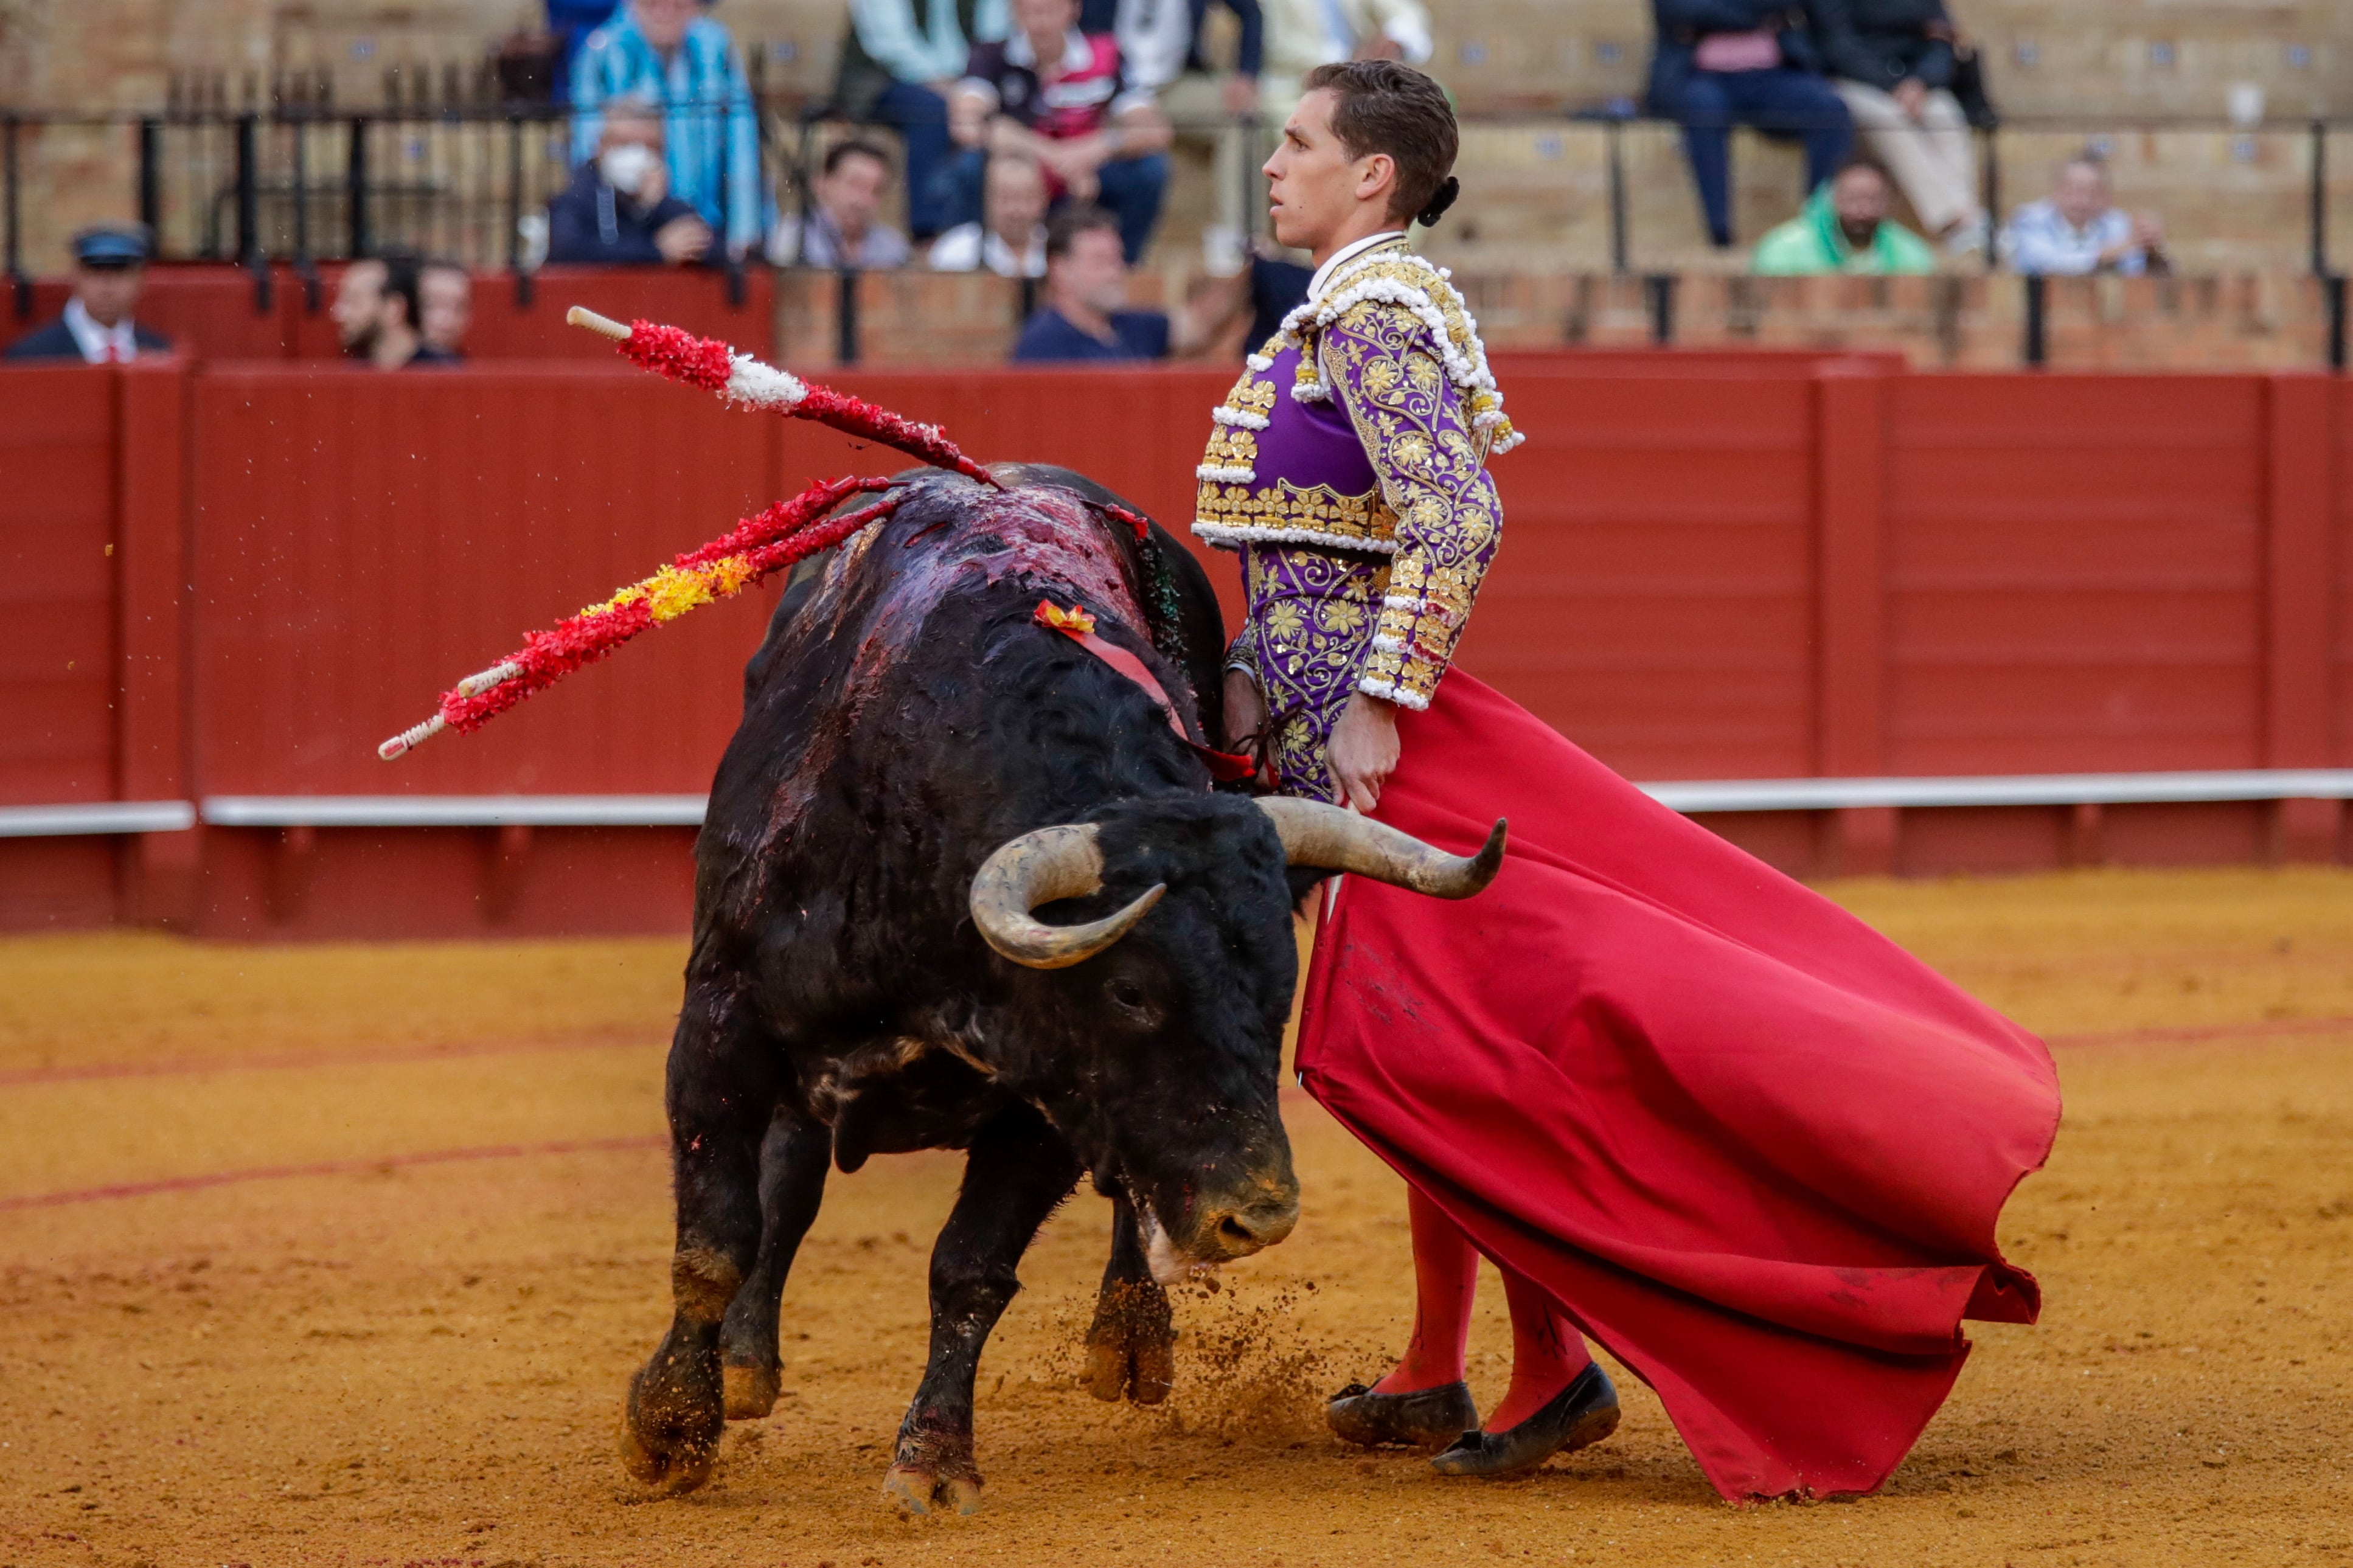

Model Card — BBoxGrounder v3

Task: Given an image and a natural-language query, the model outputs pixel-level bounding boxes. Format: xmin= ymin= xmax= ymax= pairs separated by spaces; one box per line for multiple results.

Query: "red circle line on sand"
xmin=0 ymin=1136 xmax=667 ymax=1214
xmin=0 ymin=1036 xmax=658 ymax=1089
xmin=4 ymin=1014 xmax=2348 ymax=1092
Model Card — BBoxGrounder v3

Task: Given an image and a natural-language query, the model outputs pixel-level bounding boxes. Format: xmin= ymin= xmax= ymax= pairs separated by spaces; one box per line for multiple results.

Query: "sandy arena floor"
xmin=2 ymin=868 xmax=2349 ymax=1567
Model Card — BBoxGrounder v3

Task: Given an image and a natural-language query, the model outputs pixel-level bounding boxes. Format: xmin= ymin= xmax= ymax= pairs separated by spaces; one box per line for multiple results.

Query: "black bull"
xmin=619 ymin=465 xmax=1502 ymax=1513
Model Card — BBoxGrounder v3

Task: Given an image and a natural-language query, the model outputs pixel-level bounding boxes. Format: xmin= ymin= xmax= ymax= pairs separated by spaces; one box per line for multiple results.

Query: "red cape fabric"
xmin=1295 ymin=674 xmax=2060 ymax=1500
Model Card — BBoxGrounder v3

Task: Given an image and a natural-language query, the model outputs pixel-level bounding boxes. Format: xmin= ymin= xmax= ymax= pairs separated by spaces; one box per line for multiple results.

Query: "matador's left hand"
xmin=1329 ymin=692 xmax=1400 ymax=813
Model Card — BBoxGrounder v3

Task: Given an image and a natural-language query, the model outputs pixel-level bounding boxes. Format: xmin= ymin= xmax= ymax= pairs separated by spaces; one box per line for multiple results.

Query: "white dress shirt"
xmin=63 ymin=297 xmax=140 ymax=364
xmin=1307 ymin=228 xmax=1406 ymax=300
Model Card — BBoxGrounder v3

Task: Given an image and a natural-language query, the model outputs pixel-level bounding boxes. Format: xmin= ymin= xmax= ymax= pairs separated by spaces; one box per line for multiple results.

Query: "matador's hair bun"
xmin=1416 ymin=176 xmax=1461 ymax=228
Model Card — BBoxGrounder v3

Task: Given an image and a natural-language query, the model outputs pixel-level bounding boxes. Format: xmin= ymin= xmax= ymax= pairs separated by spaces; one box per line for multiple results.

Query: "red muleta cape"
xmin=1295 ymin=673 xmax=2060 ymax=1500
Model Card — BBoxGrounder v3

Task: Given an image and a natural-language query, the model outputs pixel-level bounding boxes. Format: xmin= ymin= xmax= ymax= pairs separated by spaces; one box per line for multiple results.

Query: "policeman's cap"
xmin=72 ymin=224 xmax=153 ymax=269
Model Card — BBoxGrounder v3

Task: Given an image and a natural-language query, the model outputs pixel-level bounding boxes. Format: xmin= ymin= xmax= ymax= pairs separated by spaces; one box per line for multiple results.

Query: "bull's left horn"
xmin=1255 ymin=797 xmax=1504 ymax=898
xmin=970 ymin=824 xmax=1166 ymax=970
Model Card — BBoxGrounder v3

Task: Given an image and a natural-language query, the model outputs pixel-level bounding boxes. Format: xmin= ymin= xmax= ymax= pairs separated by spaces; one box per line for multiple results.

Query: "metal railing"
xmin=3 ymin=103 xmax=2347 ymax=368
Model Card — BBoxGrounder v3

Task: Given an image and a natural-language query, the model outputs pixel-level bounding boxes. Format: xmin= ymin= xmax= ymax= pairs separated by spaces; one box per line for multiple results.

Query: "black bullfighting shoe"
xmin=1427 ymin=1362 xmax=1620 ymax=1479
xmin=1326 ymin=1379 xmax=1479 ymax=1451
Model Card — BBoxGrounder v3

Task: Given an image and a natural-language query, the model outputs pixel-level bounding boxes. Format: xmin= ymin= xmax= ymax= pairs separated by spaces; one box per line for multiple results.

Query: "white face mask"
xmin=599 ymin=142 xmax=660 ymax=196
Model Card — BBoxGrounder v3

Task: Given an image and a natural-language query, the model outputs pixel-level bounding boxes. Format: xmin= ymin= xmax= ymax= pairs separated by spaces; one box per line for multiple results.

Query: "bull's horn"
xmin=1255 ymin=797 xmax=1505 ymax=898
xmin=970 ymin=824 xmax=1166 ymax=970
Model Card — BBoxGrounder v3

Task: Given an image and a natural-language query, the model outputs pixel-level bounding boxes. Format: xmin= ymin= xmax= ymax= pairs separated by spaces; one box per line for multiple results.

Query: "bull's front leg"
xmin=720 ymin=1104 xmax=832 ymax=1418
xmin=619 ymin=983 xmax=780 ymax=1493
xmin=1084 ymin=1190 xmax=1175 ymax=1404
xmin=884 ymin=1103 xmax=1081 ymax=1516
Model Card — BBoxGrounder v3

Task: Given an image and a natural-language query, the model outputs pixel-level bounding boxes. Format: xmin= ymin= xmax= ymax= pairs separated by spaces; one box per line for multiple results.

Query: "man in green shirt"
xmin=1753 ymin=159 xmax=1936 ymax=275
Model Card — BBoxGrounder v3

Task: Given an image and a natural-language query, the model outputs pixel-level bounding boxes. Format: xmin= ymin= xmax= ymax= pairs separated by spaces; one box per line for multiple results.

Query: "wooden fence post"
xmin=2263 ymin=372 xmax=2341 ymax=862
xmin=116 ymin=359 xmax=200 ymax=925
xmin=1815 ymin=360 xmax=1894 ymax=876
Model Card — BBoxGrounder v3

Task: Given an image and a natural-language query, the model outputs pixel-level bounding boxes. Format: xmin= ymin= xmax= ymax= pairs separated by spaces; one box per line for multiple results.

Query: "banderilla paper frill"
xmin=378 ymin=308 xmax=995 ymax=761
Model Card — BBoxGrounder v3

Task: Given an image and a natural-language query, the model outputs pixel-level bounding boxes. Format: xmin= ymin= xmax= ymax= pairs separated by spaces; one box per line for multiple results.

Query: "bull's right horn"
xmin=970 ymin=823 xmax=1166 ymax=970
xmin=1255 ymin=797 xmax=1504 ymax=898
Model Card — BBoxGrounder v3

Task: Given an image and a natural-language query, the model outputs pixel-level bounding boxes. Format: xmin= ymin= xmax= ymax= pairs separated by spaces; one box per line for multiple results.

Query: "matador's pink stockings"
xmin=1370 ymin=1184 xmax=1594 ymax=1432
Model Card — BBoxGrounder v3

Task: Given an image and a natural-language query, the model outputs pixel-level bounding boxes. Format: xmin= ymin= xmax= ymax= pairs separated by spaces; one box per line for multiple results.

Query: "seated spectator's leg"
xmin=1832 ymin=80 xmax=1971 ymax=235
xmin=1096 ymin=153 xmax=1172 ymax=265
xmin=1736 ymin=69 xmax=1852 ymax=199
xmin=875 ymin=81 xmax=953 ymax=238
xmin=1920 ymin=89 xmax=1980 ymax=234
xmin=1667 ymin=72 xmax=1737 ymax=248
xmin=925 ymin=147 xmax=990 ymax=240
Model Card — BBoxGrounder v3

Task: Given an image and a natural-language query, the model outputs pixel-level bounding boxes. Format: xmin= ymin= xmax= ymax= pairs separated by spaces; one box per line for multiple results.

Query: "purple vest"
xmin=1192 ymin=341 xmax=1397 ymax=556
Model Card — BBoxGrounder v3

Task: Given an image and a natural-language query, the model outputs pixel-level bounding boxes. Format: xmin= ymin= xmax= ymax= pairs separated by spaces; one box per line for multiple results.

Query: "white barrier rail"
xmin=7 ymin=773 xmax=2351 ymax=840
xmin=0 ymin=801 xmax=198 ymax=838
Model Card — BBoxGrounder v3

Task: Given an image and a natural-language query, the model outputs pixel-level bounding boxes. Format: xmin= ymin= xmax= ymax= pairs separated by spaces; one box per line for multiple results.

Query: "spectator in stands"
xmin=770 ymin=139 xmax=915 ymax=268
xmin=1013 ymin=205 xmax=1170 ymax=359
xmin=571 ymin=0 xmax=762 ymax=259
xmin=945 ymin=0 xmax=1175 ymax=264
xmin=1753 ymin=158 xmax=1934 ymax=274
xmin=2 ymin=224 xmax=172 ymax=364
xmin=2000 ymin=155 xmax=2169 ymax=277
xmin=1089 ymin=0 xmax=1267 ymax=269
xmin=928 ymin=151 xmax=1052 ymax=276
xmin=1647 ymin=0 xmax=1854 ymax=249
xmin=1815 ymin=0 xmax=1984 ymax=253
xmin=419 ymin=261 xmax=474 ymax=359
xmin=836 ymin=0 xmax=1012 ymax=241
xmin=1259 ymin=0 xmax=1429 ymax=122
xmin=332 ymin=252 xmax=458 ymax=370
xmin=548 ymin=102 xmax=715 ymax=265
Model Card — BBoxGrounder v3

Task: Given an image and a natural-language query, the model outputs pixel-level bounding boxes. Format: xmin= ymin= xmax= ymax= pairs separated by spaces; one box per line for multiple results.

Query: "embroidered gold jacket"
xmin=1192 ymin=238 xmax=1518 ymax=726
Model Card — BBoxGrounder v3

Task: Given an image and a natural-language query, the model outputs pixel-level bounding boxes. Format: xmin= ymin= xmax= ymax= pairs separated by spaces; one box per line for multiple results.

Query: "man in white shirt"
xmin=1258 ymin=0 xmax=1431 ymax=120
xmin=3 ymin=225 xmax=174 ymax=364
xmin=2000 ymin=156 xmax=2170 ymax=277
xmin=928 ymin=151 xmax=1051 ymax=276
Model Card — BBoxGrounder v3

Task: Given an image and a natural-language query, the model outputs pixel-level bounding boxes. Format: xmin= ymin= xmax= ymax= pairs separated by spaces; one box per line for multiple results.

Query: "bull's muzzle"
xmin=1141 ymin=1169 xmax=1301 ymax=1284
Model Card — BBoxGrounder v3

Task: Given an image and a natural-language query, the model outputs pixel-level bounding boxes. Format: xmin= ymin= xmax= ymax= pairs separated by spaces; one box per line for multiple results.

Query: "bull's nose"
xmin=1201 ymin=1190 xmax=1299 ymax=1257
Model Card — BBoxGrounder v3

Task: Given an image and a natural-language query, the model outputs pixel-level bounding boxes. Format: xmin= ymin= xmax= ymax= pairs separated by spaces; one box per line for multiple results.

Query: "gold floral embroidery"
xmin=1194 ymin=478 xmax=1396 ymax=551
xmin=1315 ymin=292 xmax=1506 ymax=708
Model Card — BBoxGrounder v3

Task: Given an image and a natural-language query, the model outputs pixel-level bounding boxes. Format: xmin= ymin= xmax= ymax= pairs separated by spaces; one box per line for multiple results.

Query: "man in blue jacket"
xmin=4 ymin=226 xmax=173 ymax=363
xmin=1647 ymin=0 xmax=1852 ymax=249
xmin=548 ymin=100 xmax=715 ymax=264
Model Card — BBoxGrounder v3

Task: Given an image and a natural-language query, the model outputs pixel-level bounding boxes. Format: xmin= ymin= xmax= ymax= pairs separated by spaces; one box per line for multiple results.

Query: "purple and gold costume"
xmin=1192 ymin=234 xmax=1521 ymax=802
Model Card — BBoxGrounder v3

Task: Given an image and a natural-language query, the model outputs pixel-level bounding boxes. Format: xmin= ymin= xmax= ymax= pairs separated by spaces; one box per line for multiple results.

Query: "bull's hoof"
xmin=618 ymin=1341 xmax=724 ymax=1493
xmin=723 ymin=1361 xmax=782 ymax=1421
xmin=883 ymin=1464 xmax=983 ymax=1516
xmin=1085 ymin=1279 xmax=1175 ymax=1404
xmin=1084 ymin=1329 xmax=1176 ymax=1405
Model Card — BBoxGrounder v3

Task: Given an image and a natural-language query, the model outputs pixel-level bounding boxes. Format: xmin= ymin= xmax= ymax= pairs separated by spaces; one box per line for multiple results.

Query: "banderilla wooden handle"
xmin=566 ymin=306 xmax=631 ymax=342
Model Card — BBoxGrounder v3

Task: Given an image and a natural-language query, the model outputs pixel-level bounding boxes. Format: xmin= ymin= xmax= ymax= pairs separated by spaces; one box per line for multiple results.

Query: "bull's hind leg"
xmin=720 ymin=1105 xmax=831 ymax=1418
xmin=1084 ymin=1191 xmax=1175 ymax=1404
xmin=883 ymin=1104 xmax=1081 ymax=1516
xmin=620 ymin=985 xmax=781 ymax=1493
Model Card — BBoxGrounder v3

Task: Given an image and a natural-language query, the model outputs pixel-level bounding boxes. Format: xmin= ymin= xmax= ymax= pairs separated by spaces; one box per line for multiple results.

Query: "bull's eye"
xmin=1111 ymin=980 xmax=1147 ymax=1011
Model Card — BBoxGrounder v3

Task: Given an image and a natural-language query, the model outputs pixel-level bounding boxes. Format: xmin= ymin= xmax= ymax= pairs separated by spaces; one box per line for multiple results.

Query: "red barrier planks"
xmin=0 ymin=367 xmax=119 ymax=805
xmin=1463 ymin=372 xmax=1821 ymax=781
xmin=190 ymin=364 xmax=785 ymax=797
xmin=1884 ymin=374 xmax=2270 ymax=777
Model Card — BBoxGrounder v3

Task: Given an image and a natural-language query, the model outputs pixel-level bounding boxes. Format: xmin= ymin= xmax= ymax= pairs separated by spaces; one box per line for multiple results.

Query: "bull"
xmin=619 ymin=465 xmax=1503 ymax=1513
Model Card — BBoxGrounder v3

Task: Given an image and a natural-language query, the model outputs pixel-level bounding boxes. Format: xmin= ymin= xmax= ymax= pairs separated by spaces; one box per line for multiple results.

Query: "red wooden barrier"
xmin=1 ymin=357 xmax=2344 ymax=936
